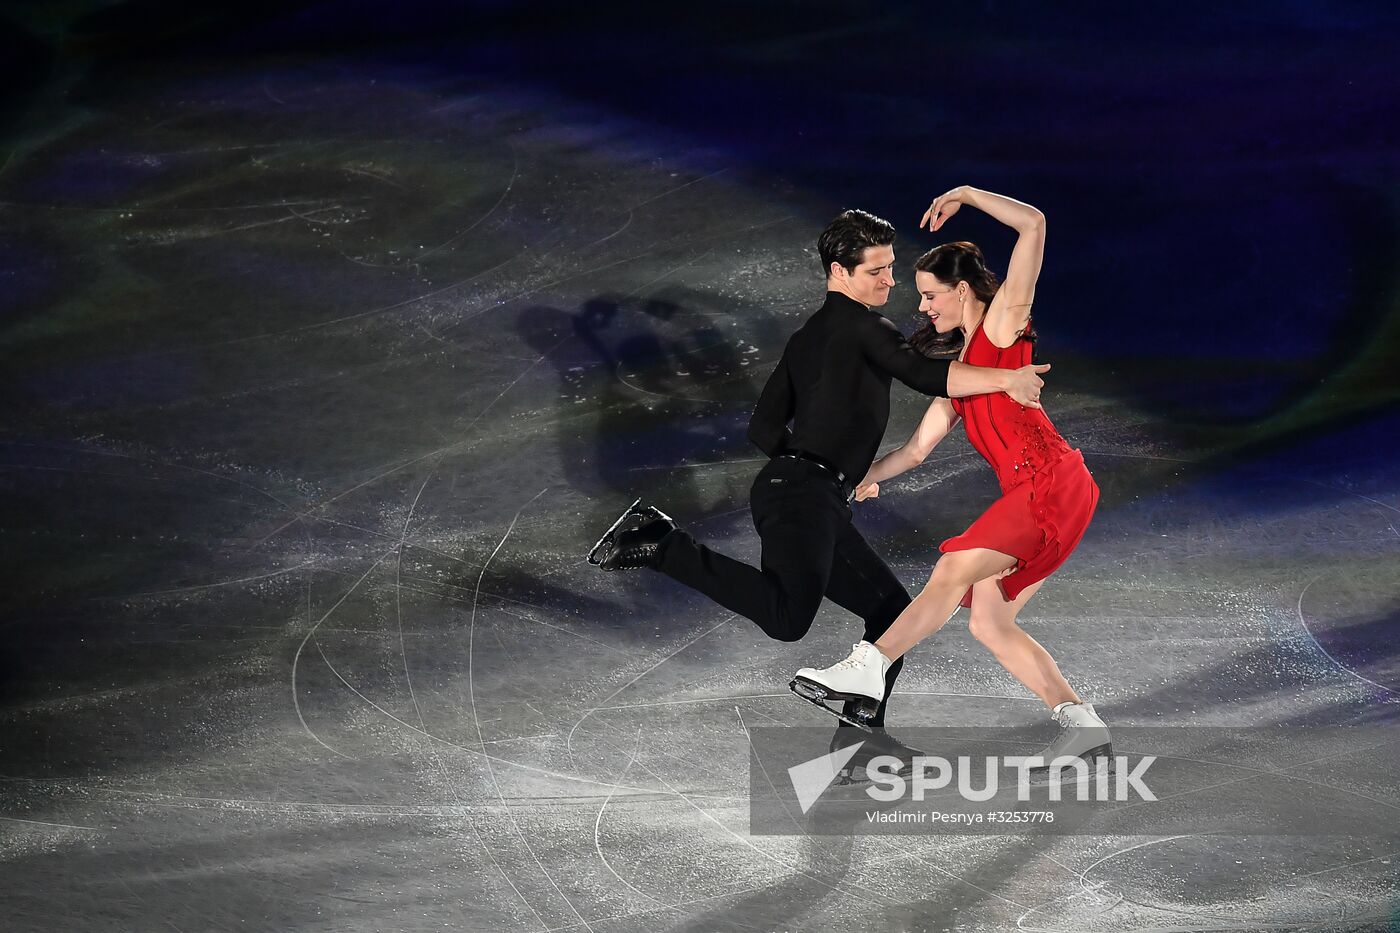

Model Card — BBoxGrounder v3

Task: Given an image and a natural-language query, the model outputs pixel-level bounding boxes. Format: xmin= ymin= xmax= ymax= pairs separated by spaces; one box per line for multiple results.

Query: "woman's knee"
xmin=968 ymin=612 xmax=1013 ymax=646
xmin=928 ymin=552 xmax=981 ymax=590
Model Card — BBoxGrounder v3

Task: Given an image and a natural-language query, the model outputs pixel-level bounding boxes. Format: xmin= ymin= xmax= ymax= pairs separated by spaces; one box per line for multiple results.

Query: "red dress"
xmin=944 ymin=317 xmax=1099 ymax=606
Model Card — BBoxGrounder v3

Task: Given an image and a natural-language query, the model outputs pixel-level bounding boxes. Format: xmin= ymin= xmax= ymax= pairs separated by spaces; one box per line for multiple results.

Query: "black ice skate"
xmin=827 ymin=725 xmax=924 ymax=784
xmin=587 ymin=498 xmax=677 ymax=571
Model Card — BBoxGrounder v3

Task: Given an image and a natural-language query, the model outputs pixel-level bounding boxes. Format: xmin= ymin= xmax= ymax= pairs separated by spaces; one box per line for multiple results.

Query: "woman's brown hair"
xmin=907 ymin=241 xmax=1034 ymax=357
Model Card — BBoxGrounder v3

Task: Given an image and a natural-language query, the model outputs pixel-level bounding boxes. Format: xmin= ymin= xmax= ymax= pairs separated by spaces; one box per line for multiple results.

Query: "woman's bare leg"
xmin=873 ymin=548 xmax=1017 ymax=660
xmin=965 ymin=576 xmax=1078 ymax=709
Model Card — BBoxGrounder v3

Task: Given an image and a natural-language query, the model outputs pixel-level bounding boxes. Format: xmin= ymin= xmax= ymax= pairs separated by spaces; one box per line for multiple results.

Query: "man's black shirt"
xmin=747 ymin=291 xmax=954 ymax=482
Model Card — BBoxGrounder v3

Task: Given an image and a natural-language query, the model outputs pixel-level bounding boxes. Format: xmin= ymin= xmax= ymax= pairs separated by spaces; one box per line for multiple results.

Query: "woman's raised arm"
xmin=923 ymin=186 xmax=1045 ymax=347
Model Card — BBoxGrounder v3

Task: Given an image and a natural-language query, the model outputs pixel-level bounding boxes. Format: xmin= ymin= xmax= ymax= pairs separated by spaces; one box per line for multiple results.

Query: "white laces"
xmin=1052 ymin=703 xmax=1097 ymax=728
xmin=827 ymin=642 xmax=871 ymax=672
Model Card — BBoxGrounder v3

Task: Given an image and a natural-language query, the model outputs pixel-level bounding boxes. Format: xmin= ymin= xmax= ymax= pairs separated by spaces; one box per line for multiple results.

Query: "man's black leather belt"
xmin=778 ymin=449 xmax=855 ymax=499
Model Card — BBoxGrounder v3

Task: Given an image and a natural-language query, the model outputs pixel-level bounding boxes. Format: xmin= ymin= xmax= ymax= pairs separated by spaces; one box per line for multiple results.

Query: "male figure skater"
xmin=588 ymin=209 xmax=1049 ymax=728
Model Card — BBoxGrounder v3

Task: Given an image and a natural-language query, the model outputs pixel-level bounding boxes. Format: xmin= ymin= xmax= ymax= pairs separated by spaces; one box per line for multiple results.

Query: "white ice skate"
xmin=1029 ymin=701 xmax=1112 ymax=772
xmin=790 ymin=641 xmax=891 ymax=727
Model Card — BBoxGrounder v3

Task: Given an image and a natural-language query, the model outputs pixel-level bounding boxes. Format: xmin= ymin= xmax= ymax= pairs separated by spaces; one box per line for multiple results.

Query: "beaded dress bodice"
xmin=950 ymin=317 xmax=1072 ymax=493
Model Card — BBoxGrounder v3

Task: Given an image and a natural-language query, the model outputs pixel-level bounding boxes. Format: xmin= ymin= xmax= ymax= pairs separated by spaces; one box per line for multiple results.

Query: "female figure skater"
xmin=791 ymin=186 xmax=1108 ymax=762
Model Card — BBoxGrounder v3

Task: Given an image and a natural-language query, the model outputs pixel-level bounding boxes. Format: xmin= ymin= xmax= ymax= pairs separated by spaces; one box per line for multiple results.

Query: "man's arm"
xmin=748 ymin=352 xmax=795 ymax=457
xmin=948 ymin=360 xmax=1050 ymax=409
xmin=862 ymin=315 xmax=954 ymax=395
xmin=863 ymin=315 xmax=1048 ymax=408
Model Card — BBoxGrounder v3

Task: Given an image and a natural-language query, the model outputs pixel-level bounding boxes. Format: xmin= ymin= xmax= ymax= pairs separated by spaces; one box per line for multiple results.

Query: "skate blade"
xmin=587 ymin=497 xmax=641 ymax=565
xmin=830 ymin=760 xmax=918 ymax=787
xmin=793 ymin=677 xmax=882 ymax=724
xmin=789 ymin=679 xmax=875 ymax=732
xmin=791 ymin=676 xmax=881 ymax=711
xmin=1027 ymin=743 xmax=1115 ymax=777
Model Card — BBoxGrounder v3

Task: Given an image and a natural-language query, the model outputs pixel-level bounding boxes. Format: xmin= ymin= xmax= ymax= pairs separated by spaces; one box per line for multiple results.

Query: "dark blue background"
xmin=3 ymin=1 xmax=1397 ymax=434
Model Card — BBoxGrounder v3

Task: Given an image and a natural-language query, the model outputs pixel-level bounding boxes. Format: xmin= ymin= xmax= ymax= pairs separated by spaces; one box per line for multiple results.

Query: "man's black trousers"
xmin=655 ymin=456 xmax=911 ymax=725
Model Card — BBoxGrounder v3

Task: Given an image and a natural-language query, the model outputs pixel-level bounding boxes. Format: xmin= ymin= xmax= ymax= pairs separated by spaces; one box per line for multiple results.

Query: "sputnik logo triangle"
xmin=787 ymin=741 xmax=865 ymax=814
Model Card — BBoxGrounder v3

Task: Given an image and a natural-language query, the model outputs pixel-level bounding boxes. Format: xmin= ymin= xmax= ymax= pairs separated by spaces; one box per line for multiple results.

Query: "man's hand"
xmin=855 ymin=482 xmax=880 ymax=502
xmin=1003 ymin=363 xmax=1050 ymax=409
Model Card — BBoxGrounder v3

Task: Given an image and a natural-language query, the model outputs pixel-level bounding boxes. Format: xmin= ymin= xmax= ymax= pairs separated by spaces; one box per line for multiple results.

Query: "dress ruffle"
xmin=940 ymin=449 xmax=1098 ymax=607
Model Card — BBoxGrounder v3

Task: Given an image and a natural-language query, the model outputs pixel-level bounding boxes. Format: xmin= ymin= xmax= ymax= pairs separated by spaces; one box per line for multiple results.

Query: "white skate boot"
xmin=1030 ymin=701 xmax=1112 ymax=772
xmin=790 ymin=641 xmax=891 ymax=728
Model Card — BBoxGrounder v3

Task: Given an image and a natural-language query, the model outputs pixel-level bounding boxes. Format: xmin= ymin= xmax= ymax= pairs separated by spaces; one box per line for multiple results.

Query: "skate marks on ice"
xmin=3 ymin=48 xmax=1399 ymax=933
xmin=1016 ymin=835 xmax=1400 ymax=933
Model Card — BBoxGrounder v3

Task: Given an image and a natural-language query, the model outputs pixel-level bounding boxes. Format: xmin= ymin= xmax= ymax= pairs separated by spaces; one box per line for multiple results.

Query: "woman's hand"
xmin=921 ymin=186 xmax=969 ymax=232
xmin=855 ymin=482 xmax=880 ymax=502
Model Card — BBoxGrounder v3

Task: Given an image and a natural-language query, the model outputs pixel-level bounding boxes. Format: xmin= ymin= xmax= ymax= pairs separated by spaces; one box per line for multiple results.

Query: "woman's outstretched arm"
xmin=856 ymin=397 xmax=960 ymax=499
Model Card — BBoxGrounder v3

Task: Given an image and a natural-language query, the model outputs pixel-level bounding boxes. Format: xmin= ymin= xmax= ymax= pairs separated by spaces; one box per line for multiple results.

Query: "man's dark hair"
xmin=817 ymin=209 xmax=896 ymax=276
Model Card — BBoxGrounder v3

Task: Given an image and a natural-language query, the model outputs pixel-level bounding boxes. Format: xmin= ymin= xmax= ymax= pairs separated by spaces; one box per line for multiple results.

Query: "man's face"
xmin=840 ymin=244 xmax=896 ymax=307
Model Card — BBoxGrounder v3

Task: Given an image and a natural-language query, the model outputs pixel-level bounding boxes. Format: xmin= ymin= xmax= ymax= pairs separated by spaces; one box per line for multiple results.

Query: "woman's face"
xmin=916 ymin=270 xmax=965 ymax=333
